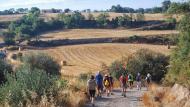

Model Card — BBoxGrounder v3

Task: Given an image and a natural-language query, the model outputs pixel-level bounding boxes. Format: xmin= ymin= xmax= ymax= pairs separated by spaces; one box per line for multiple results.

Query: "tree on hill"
xmin=58 ymin=12 xmax=85 ymax=28
xmin=64 ymin=8 xmax=71 ymax=13
xmin=87 ymin=13 xmax=95 ymax=20
xmin=2 ymin=32 xmax=15 ymax=46
xmin=96 ymin=13 xmax=110 ymax=27
xmin=162 ymin=0 xmax=171 ymax=12
xmin=136 ymin=13 xmax=145 ymax=21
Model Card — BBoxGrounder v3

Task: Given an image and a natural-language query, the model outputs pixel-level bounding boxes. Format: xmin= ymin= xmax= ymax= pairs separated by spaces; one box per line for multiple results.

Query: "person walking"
xmin=146 ymin=73 xmax=152 ymax=89
xmin=128 ymin=73 xmax=134 ymax=89
xmin=87 ymin=75 xmax=97 ymax=107
xmin=136 ymin=73 xmax=142 ymax=90
xmin=103 ymin=74 xmax=111 ymax=96
xmin=119 ymin=74 xmax=128 ymax=97
xmin=108 ymin=73 xmax=114 ymax=95
xmin=95 ymin=71 xmax=103 ymax=97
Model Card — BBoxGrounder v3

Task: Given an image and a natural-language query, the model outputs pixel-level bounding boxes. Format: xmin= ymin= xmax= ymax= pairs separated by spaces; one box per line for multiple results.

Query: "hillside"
xmin=0 ymin=13 xmax=170 ymax=22
xmin=23 ymin=43 xmax=171 ymax=76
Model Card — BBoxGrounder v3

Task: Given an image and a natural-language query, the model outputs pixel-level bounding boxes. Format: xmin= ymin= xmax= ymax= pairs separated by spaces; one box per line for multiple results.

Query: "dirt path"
xmin=85 ymin=87 xmax=147 ymax=107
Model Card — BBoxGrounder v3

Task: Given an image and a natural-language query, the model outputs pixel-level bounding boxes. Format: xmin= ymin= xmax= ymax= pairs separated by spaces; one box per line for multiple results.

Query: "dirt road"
xmin=85 ymin=88 xmax=147 ymax=107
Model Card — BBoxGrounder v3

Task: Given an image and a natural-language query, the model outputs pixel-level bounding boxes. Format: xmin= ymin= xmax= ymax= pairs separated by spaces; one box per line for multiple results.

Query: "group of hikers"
xmin=87 ymin=71 xmax=152 ymax=106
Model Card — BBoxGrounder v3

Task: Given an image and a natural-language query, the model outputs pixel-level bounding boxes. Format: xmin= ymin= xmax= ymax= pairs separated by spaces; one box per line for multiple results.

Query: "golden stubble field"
xmin=40 ymin=29 xmax=178 ymax=40
xmin=25 ymin=43 xmax=171 ymax=76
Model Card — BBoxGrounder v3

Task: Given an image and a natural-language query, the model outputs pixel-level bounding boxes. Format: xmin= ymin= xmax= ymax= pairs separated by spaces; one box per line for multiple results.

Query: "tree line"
xmin=110 ymin=0 xmax=171 ymax=13
xmin=2 ymin=7 xmax=148 ymax=45
xmin=0 ymin=0 xmax=172 ymax=15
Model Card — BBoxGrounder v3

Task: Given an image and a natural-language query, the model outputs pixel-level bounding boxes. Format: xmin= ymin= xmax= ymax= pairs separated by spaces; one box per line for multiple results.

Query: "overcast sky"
xmin=0 ymin=0 xmax=184 ymax=11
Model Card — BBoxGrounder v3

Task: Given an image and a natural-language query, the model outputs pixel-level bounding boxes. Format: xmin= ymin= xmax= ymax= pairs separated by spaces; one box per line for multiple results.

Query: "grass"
xmin=40 ymin=29 xmax=178 ymax=40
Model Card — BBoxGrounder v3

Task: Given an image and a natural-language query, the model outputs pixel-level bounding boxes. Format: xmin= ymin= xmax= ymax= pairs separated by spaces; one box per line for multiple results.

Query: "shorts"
xmin=147 ymin=80 xmax=151 ymax=84
xmin=89 ymin=90 xmax=96 ymax=97
xmin=97 ymin=84 xmax=103 ymax=91
xmin=129 ymin=81 xmax=133 ymax=86
xmin=121 ymin=84 xmax=127 ymax=88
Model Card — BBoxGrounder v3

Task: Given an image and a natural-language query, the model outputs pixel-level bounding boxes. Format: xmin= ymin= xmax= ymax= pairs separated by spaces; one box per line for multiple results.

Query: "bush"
xmin=2 ymin=32 xmax=15 ymax=46
xmin=23 ymin=53 xmax=61 ymax=76
xmin=164 ymin=14 xmax=190 ymax=87
xmin=109 ymin=49 xmax=169 ymax=82
xmin=6 ymin=46 xmax=19 ymax=51
xmin=0 ymin=66 xmax=62 ymax=106
xmin=0 ymin=59 xmax=12 ymax=84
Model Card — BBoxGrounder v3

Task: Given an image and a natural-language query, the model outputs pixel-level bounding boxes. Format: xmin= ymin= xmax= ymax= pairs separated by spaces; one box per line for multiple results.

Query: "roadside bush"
xmin=0 ymin=59 xmax=12 ymax=84
xmin=0 ymin=66 xmax=64 ymax=106
xmin=23 ymin=53 xmax=61 ymax=76
xmin=109 ymin=49 xmax=169 ymax=82
xmin=109 ymin=60 xmax=127 ymax=79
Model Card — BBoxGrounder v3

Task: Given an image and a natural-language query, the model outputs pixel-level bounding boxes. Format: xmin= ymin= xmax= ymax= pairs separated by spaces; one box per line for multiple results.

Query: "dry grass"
xmin=40 ymin=29 xmax=178 ymax=40
xmin=24 ymin=43 xmax=171 ymax=77
xmin=0 ymin=13 xmax=169 ymax=22
xmin=0 ymin=14 xmax=23 ymax=22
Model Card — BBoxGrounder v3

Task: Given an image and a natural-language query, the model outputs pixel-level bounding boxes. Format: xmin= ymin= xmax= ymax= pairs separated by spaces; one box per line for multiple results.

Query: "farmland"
xmin=24 ymin=43 xmax=172 ymax=76
xmin=40 ymin=29 xmax=178 ymax=40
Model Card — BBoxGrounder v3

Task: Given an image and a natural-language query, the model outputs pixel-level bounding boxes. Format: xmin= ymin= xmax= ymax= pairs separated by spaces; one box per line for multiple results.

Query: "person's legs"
xmin=129 ymin=81 xmax=132 ymax=89
xmin=90 ymin=90 xmax=96 ymax=106
xmin=97 ymin=85 xmax=102 ymax=97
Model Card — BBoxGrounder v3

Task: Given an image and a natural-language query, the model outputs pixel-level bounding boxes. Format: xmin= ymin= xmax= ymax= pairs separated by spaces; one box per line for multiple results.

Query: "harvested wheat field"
xmin=27 ymin=43 xmax=171 ymax=76
xmin=40 ymin=29 xmax=178 ymax=40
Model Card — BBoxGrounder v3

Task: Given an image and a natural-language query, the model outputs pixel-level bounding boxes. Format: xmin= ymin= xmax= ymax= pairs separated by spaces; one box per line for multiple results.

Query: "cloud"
xmin=0 ymin=0 xmax=66 ymax=8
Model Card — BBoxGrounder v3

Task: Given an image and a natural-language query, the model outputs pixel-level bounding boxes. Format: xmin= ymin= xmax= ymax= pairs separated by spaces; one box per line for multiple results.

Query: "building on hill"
xmin=41 ymin=9 xmax=62 ymax=13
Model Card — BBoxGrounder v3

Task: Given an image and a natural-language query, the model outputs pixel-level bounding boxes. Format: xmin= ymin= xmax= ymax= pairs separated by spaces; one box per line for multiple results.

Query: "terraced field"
xmin=40 ymin=29 xmax=178 ymax=40
xmin=28 ymin=43 xmax=171 ymax=76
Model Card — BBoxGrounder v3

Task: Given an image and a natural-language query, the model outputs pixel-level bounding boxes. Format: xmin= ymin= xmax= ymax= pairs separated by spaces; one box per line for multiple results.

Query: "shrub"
xmin=6 ymin=46 xmax=19 ymax=51
xmin=0 ymin=66 xmax=63 ymax=106
xmin=0 ymin=59 xmax=12 ymax=84
xmin=109 ymin=60 xmax=127 ymax=79
xmin=23 ymin=53 xmax=61 ymax=76
xmin=164 ymin=14 xmax=190 ymax=87
xmin=2 ymin=32 xmax=15 ymax=46
xmin=109 ymin=49 xmax=169 ymax=82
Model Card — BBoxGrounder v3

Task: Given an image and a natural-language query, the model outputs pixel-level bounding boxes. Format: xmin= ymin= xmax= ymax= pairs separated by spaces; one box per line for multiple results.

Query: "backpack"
xmin=128 ymin=75 xmax=132 ymax=80
xmin=104 ymin=79 xmax=110 ymax=86
xmin=136 ymin=75 xmax=141 ymax=81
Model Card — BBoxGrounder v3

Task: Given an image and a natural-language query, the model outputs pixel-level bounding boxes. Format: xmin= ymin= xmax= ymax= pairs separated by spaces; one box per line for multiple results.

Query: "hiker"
xmin=119 ymin=74 xmax=128 ymax=97
xmin=103 ymin=74 xmax=111 ymax=96
xmin=128 ymin=73 xmax=134 ymax=89
xmin=146 ymin=73 xmax=152 ymax=88
xmin=108 ymin=73 xmax=114 ymax=94
xmin=87 ymin=75 xmax=97 ymax=107
xmin=136 ymin=73 xmax=142 ymax=90
xmin=95 ymin=71 xmax=103 ymax=97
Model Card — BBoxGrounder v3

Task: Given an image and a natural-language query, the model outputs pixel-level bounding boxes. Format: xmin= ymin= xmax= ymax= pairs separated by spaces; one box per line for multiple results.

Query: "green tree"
xmin=0 ymin=59 xmax=12 ymax=84
xmin=87 ymin=13 xmax=95 ymax=20
xmin=162 ymin=0 xmax=171 ymax=12
xmin=29 ymin=7 xmax=40 ymax=16
xmin=2 ymin=32 xmax=15 ymax=46
xmin=136 ymin=13 xmax=145 ymax=21
xmin=23 ymin=53 xmax=61 ymax=76
xmin=96 ymin=13 xmax=110 ymax=27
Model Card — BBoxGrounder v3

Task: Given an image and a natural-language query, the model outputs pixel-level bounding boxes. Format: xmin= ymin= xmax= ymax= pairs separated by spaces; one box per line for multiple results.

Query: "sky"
xmin=0 ymin=0 xmax=184 ymax=11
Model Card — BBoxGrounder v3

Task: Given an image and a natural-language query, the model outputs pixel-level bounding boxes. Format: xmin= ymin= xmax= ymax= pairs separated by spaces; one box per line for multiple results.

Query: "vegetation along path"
xmin=85 ymin=87 xmax=147 ymax=107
